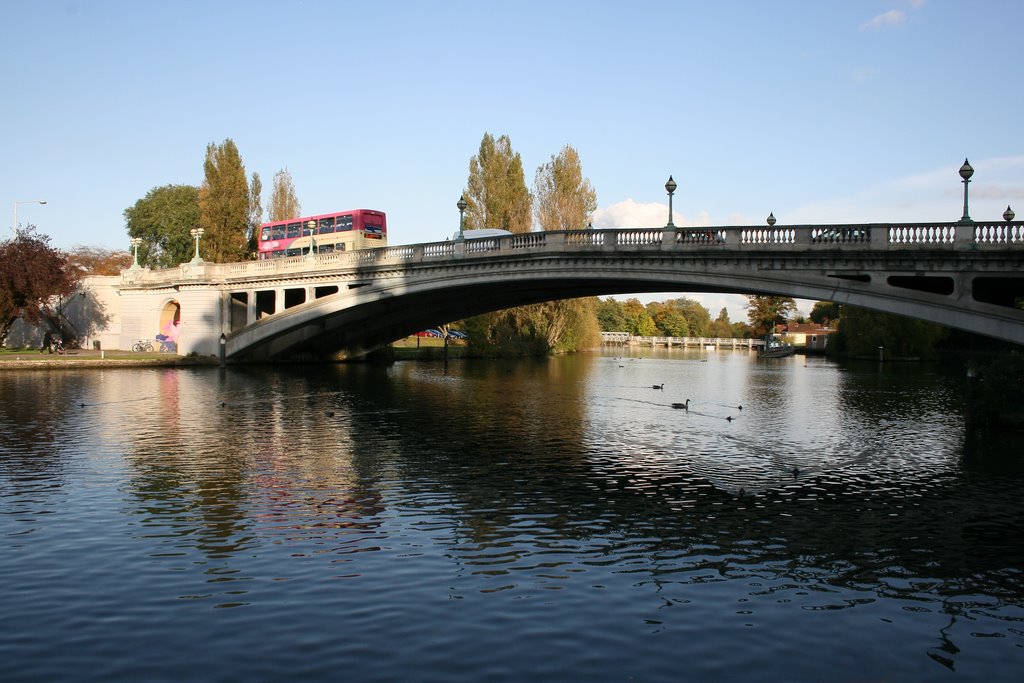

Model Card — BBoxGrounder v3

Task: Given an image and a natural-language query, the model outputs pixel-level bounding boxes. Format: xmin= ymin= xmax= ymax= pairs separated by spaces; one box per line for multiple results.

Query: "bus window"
xmin=271 ymin=224 xmax=286 ymax=240
xmin=318 ymin=244 xmax=334 ymax=254
xmin=272 ymin=250 xmax=286 ymax=258
xmin=319 ymin=217 xmax=335 ymax=234
xmin=287 ymin=222 xmax=301 ymax=238
xmin=261 ymin=226 xmax=271 ymax=241
xmin=337 ymin=214 xmax=354 ymax=231
xmin=286 ymin=247 xmax=301 ymax=257
xmin=364 ymin=223 xmax=384 ymax=239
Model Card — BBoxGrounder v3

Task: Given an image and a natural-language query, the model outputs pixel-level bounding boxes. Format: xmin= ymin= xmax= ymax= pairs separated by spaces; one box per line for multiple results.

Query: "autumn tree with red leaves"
xmin=0 ymin=227 xmax=78 ymax=343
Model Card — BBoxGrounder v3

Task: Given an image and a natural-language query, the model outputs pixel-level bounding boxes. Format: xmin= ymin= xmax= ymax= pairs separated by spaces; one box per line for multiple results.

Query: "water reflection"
xmin=1 ymin=353 xmax=1022 ymax=680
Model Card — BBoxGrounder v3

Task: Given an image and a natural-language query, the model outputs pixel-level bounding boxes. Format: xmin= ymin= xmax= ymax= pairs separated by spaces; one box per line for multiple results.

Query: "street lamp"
xmin=189 ymin=227 xmax=205 ymax=264
xmin=12 ymin=199 xmax=46 ymax=235
xmin=129 ymin=237 xmax=143 ymax=269
xmin=456 ymin=195 xmax=467 ymax=241
xmin=959 ymin=158 xmax=974 ymax=223
xmin=306 ymin=220 xmax=317 ymax=256
xmin=1004 ymin=206 xmax=1015 ymax=222
xmin=665 ymin=176 xmax=677 ymax=228
xmin=767 ymin=212 xmax=777 ymax=227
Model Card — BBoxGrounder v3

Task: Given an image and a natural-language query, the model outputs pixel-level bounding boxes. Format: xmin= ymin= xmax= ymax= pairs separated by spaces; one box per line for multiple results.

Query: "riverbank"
xmin=0 ymin=348 xmax=218 ymax=370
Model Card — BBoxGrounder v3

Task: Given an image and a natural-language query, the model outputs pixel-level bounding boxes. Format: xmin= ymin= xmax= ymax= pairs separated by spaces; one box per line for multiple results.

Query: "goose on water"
xmin=652 ymin=383 xmax=664 ymax=390
xmin=671 ymin=399 xmax=690 ymax=410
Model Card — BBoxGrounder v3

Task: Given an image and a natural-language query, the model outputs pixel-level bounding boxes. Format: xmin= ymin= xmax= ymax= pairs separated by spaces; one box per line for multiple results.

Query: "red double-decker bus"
xmin=257 ymin=209 xmax=387 ymax=259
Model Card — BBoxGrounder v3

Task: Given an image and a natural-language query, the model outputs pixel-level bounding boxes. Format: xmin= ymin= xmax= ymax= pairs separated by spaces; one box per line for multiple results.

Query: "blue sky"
xmin=4 ymin=0 xmax=1022 ymax=320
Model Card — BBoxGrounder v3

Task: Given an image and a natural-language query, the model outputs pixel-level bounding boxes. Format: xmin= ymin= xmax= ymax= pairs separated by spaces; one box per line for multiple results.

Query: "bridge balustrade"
xmin=511 ymin=232 xmax=549 ymax=249
xmin=888 ymin=224 xmax=957 ymax=244
xmin=120 ymin=220 xmax=1024 ymax=289
xmin=564 ymin=231 xmax=601 ymax=247
xmin=423 ymin=242 xmax=454 ymax=258
xmin=974 ymin=224 xmax=1024 ymax=244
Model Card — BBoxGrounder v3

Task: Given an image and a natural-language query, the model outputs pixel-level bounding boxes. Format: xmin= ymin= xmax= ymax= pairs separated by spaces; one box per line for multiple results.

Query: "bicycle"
xmin=132 ymin=339 xmax=154 ymax=353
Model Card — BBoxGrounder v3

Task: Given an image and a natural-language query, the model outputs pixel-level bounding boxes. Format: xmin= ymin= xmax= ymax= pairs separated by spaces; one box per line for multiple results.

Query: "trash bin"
xmin=93 ymin=340 xmax=101 ymax=350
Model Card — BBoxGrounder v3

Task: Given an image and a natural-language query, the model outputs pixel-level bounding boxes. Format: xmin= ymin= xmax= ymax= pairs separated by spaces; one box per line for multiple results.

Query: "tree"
xmin=0 ymin=227 xmax=78 ymax=343
xmin=596 ymin=298 xmax=630 ymax=331
xmin=622 ymin=298 xmax=657 ymax=336
xmin=830 ymin=306 xmax=947 ymax=360
xmin=268 ymin=168 xmax=301 ymax=222
xmin=464 ymin=133 xmax=532 ymax=233
xmin=708 ymin=307 xmax=733 ymax=338
xmin=66 ymin=245 xmax=132 ymax=275
xmin=534 ymin=144 xmax=597 ymax=231
xmin=124 ymin=184 xmax=201 ymax=268
xmin=746 ymin=295 xmax=798 ymax=336
xmin=198 ymin=138 xmax=250 ymax=262
xmin=810 ymin=301 xmax=841 ymax=328
xmin=247 ymin=172 xmax=263 ymax=257
xmin=647 ymin=302 xmax=690 ymax=337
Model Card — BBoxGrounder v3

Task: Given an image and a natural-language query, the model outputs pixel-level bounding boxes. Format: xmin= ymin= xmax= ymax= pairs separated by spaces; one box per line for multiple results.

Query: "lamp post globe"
xmin=767 ymin=212 xmax=777 ymax=227
xmin=665 ymin=176 xmax=677 ymax=228
xmin=457 ymin=195 xmax=468 ymax=241
xmin=307 ymin=220 xmax=317 ymax=255
xmin=189 ymin=227 xmax=205 ymax=264
xmin=129 ymin=237 xmax=143 ymax=269
xmin=959 ymin=158 xmax=974 ymax=223
xmin=1004 ymin=206 xmax=1015 ymax=222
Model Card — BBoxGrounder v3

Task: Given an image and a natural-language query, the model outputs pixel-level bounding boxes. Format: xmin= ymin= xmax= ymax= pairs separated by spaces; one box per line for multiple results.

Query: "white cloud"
xmin=592 ymin=198 xmax=711 ymax=229
xmin=861 ymin=10 xmax=906 ymax=31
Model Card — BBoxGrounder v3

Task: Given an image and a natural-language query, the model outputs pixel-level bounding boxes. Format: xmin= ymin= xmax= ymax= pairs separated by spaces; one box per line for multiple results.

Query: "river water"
xmin=1 ymin=349 xmax=1022 ymax=682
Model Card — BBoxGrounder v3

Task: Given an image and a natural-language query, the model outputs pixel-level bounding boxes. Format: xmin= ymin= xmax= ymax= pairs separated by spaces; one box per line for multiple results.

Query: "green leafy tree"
xmin=810 ymin=300 xmax=841 ymax=328
xmin=746 ymin=295 xmax=798 ymax=336
xmin=268 ymin=168 xmax=301 ymax=222
xmin=622 ymin=298 xmax=657 ymax=336
xmin=534 ymin=144 xmax=597 ymax=231
xmin=198 ymin=138 xmax=250 ymax=262
xmin=596 ymin=297 xmax=630 ymax=331
xmin=464 ymin=133 xmax=532 ymax=233
xmin=830 ymin=306 xmax=947 ymax=359
xmin=709 ymin=307 xmax=734 ymax=338
xmin=0 ymin=227 xmax=78 ymax=343
xmin=124 ymin=184 xmax=201 ymax=267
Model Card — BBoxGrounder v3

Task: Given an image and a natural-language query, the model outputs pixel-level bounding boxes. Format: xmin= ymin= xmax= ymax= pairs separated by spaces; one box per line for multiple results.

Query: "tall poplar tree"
xmin=198 ymin=139 xmax=250 ymax=262
xmin=534 ymin=144 xmax=598 ymax=231
xmin=247 ymin=172 xmax=263 ymax=257
xmin=464 ymin=133 xmax=532 ymax=233
xmin=268 ymin=168 xmax=301 ymax=222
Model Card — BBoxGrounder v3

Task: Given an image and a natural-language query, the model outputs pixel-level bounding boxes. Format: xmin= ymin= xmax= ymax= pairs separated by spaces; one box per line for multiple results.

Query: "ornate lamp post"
xmin=189 ymin=227 xmax=205 ymax=264
xmin=306 ymin=220 xmax=317 ymax=256
xmin=129 ymin=237 xmax=142 ymax=269
xmin=1004 ymin=206 xmax=1015 ymax=222
xmin=456 ymin=195 xmax=467 ymax=241
xmin=959 ymin=158 xmax=974 ymax=223
xmin=12 ymin=199 xmax=46 ymax=235
xmin=665 ymin=176 xmax=677 ymax=228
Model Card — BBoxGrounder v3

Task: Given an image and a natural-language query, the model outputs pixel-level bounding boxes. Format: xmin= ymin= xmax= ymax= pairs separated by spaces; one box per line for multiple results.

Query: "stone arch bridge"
xmin=90 ymin=220 xmax=1024 ymax=360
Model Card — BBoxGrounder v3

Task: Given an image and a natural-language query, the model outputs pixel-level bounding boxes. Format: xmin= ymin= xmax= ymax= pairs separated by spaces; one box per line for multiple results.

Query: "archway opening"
xmin=157 ymin=301 xmax=181 ymax=352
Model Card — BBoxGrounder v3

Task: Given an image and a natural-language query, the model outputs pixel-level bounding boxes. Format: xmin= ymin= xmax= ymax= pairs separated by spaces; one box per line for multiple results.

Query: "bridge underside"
xmin=226 ymin=249 xmax=1024 ymax=360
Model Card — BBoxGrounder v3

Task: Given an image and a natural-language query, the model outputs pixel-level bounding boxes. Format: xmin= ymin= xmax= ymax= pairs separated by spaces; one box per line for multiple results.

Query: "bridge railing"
xmin=119 ymin=220 xmax=1023 ymax=285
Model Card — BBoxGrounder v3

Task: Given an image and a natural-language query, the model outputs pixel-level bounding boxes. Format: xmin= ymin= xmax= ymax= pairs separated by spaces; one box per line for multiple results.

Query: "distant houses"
xmin=780 ymin=322 xmax=834 ymax=353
